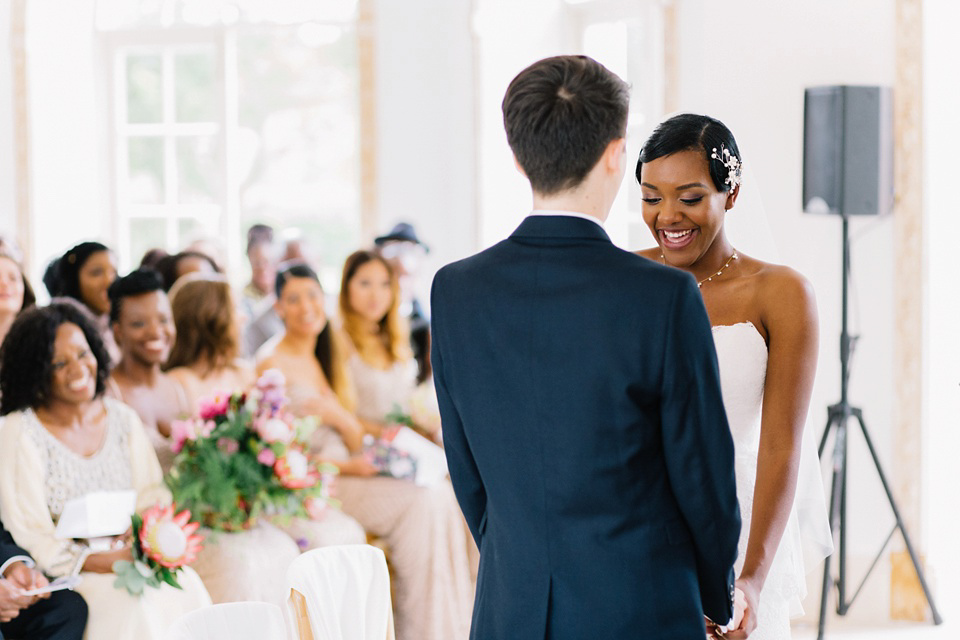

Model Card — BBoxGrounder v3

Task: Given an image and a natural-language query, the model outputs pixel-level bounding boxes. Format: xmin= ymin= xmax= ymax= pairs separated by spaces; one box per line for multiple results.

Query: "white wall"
xmin=0 ymin=0 xmax=17 ymax=235
xmin=374 ymin=0 xmax=477 ymax=314
xmin=25 ymin=0 xmax=109 ymax=285
xmin=923 ymin=0 xmax=960 ymax=613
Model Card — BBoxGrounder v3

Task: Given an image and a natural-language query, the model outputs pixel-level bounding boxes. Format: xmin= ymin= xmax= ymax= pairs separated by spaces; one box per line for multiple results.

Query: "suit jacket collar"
xmin=510 ymin=214 xmax=612 ymax=243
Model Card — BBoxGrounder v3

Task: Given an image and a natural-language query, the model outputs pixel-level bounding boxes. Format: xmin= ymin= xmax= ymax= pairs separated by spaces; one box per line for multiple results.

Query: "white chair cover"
xmin=166 ymin=601 xmax=288 ymax=640
xmin=286 ymin=544 xmax=395 ymax=640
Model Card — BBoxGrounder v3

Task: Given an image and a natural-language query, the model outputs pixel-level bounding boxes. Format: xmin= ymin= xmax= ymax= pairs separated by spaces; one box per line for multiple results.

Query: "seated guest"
xmin=0 ymin=251 xmax=36 ymax=346
xmin=257 ymin=262 xmax=474 ymax=640
xmin=241 ymin=226 xmax=283 ymax=357
xmin=1 ymin=518 xmax=87 ymax=640
xmin=106 ymin=269 xmax=188 ymax=472
xmin=138 ymin=248 xmax=168 ymax=271
xmin=163 ymin=274 xmax=252 ymax=412
xmin=374 ymin=223 xmax=431 ymax=383
xmin=0 ymin=303 xmax=211 ymax=640
xmin=155 ymin=251 xmax=220 ymax=293
xmin=47 ymin=242 xmax=119 ymax=364
xmin=339 ymin=250 xmax=430 ymax=435
xmin=166 ymin=273 xmax=362 ymax=556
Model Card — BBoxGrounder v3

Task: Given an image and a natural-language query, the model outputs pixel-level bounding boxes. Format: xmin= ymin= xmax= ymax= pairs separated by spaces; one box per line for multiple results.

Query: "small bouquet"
xmin=113 ymin=503 xmax=203 ymax=595
xmin=165 ymin=370 xmax=339 ymax=531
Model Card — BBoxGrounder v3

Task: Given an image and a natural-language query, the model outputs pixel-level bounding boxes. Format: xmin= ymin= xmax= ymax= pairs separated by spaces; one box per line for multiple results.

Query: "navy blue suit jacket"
xmin=431 ymin=215 xmax=741 ymax=639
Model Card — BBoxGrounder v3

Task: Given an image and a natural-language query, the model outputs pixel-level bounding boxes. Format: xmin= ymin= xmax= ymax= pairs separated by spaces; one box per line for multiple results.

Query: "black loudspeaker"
xmin=802 ymin=85 xmax=894 ymax=216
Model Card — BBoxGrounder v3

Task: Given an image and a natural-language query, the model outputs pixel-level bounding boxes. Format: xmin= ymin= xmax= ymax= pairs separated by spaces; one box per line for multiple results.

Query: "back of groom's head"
xmin=502 ymin=55 xmax=629 ymax=196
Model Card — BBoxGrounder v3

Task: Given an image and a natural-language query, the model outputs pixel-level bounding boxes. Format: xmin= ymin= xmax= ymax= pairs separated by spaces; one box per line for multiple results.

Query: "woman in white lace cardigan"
xmin=0 ymin=302 xmax=211 ymax=640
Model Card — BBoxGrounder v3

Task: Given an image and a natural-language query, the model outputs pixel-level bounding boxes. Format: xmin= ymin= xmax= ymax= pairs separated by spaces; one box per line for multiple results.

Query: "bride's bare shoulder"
xmin=747 ymin=258 xmax=817 ymax=324
xmin=633 ymin=247 xmax=660 ymax=262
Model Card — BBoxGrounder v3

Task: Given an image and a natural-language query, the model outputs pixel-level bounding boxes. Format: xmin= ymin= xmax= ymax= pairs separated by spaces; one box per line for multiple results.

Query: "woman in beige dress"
xmin=257 ymin=261 xmax=474 ymax=640
xmin=0 ymin=303 xmax=211 ymax=640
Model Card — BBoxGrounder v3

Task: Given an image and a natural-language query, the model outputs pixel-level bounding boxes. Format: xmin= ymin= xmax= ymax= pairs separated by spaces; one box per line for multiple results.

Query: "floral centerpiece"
xmin=165 ymin=370 xmax=338 ymax=531
xmin=113 ymin=503 xmax=203 ymax=595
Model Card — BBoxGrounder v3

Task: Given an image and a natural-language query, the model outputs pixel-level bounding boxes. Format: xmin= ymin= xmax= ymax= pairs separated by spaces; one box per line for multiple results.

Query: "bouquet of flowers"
xmin=165 ymin=370 xmax=339 ymax=531
xmin=113 ymin=503 xmax=203 ymax=595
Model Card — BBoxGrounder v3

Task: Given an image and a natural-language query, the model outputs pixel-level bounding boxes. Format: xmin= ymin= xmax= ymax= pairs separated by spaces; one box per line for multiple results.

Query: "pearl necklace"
xmin=660 ymin=250 xmax=739 ymax=288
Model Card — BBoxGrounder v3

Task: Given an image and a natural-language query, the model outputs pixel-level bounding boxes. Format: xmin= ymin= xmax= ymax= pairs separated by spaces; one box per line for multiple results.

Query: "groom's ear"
xmin=724 ymin=184 xmax=741 ymax=210
xmin=601 ymin=138 xmax=627 ymax=174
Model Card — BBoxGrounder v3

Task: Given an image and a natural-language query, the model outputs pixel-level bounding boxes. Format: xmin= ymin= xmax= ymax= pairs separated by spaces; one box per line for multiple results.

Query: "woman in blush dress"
xmin=635 ymin=114 xmax=831 ymax=639
xmin=256 ymin=262 xmax=474 ymax=640
xmin=0 ymin=251 xmax=36 ymax=346
xmin=338 ymin=250 xmax=435 ymax=437
xmin=106 ymin=269 xmax=187 ymax=473
xmin=0 ymin=303 xmax=211 ymax=640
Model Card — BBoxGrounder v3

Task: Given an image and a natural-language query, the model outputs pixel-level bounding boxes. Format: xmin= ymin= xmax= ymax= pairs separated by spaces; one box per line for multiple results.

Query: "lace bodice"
xmin=347 ymin=354 xmax=418 ymax=424
xmin=20 ymin=403 xmax=135 ymax=520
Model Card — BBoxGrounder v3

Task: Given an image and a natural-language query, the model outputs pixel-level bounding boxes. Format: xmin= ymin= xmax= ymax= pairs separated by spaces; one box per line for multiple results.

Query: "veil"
xmin=727 ymin=163 xmax=834 ymax=609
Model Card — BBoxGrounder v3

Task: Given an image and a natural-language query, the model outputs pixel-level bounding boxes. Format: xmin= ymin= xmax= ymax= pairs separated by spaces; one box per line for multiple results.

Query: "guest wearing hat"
xmin=374 ymin=222 xmax=431 ymax=383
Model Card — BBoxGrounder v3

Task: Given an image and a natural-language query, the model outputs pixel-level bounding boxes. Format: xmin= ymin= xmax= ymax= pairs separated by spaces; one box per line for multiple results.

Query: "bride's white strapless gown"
xmin=713 ymin=322 xmax=833 ymax=640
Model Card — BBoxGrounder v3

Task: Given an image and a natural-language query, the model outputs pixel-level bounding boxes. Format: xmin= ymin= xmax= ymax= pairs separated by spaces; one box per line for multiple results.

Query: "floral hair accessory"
xmin=711 ymin=144 xmax=742 ymax=190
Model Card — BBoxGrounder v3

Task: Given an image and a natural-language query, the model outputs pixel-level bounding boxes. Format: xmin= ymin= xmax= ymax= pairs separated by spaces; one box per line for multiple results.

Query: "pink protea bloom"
xmin=257 ymin=417 xmax=295 ymax=444
xmin=138 ymin=504 xmax=204 ymax=569
xmin=170 ymin=419 xmax=197 ymax=454
xmin=257 ymin=448 xmax=277 ymax=466
xmin=274 ymin=449 xmax=320 ymax=489
xmin=198 ymin=393 xmax=230 ymax=420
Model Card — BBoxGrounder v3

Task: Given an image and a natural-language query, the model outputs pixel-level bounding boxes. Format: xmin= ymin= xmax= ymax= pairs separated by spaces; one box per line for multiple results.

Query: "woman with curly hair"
xmin=0 ymin=303 xmax=211 ymax=639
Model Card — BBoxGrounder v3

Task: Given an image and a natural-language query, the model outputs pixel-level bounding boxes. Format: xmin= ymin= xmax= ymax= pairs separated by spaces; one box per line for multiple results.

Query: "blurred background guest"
xmin=106 ymin=269 xmax=187 ymax=472
xmin=374 ymin=222 xmax=431 ymax=383
xmin=45 ymin=242 xmax=119 ymax=365
xmin=0 ymin=251 xmax=36 ymax=346
xmin=155 ymin=251 xmax=221 ymax=293
xmin=138 ymin=248 xmax=169 ymax=271
xmin=241 ymin=225 xmax=284 ymax=356
xmin=338 ymin=250 xmax=425 ymax=435
xmin=164 ymin=274 xmax=252 ymax=414
xmin=0 ymin=303 xmax=211 ymax=639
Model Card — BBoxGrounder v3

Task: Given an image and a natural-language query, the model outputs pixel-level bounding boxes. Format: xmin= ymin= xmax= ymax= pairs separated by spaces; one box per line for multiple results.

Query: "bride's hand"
xmin=724 ymin=581 xmax=757 ymax=639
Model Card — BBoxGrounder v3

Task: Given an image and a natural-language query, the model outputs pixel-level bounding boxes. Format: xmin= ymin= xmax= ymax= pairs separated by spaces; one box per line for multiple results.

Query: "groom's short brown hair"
xmin=502 ymin=55 xmax=629 ymax=196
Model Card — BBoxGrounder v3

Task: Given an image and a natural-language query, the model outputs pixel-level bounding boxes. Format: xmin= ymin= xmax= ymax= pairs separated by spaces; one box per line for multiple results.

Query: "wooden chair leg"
xmin=290 ymin=587 xmax=315 ymax=640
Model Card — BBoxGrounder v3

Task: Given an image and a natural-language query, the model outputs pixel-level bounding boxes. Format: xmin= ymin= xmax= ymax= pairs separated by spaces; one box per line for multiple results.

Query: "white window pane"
xmin=176 ymin=135 xmax=220 ymax=204
xmin=128 ymin=136 xmax=165 ymax=203
xmin=128 ymin=217 xmax=168 ymax=264
xmin=127 ymin=54 xmax=163 ymax=123
xmin=175 ymin=50 xmax=218 ymax=122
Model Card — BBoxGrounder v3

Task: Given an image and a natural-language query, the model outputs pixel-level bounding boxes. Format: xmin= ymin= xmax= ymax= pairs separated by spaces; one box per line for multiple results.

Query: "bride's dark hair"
xmin=636 ymin=113 xmax=741 ymax=192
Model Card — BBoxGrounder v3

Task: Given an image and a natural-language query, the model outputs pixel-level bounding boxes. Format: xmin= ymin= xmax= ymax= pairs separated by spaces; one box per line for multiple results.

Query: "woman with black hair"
xmin=46 ymin=242 xmax=119 ymax=364
xmin=256 ymin=262 xmax=474 ymax=640
xmin=635 ymin=114 xmax=831 ymax=639
xmin=0 ymin=303 xmax=211 ymax=639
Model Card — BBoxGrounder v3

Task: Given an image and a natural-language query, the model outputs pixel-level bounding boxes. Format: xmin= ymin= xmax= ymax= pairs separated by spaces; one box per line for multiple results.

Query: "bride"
xmin=635 ymin=114 xmax=831 ymax=639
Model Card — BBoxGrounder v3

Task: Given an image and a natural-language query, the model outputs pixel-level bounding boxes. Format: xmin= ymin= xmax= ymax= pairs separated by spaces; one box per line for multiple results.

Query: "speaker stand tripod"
xmin=816 ymin=213 xmax=942 ymax=639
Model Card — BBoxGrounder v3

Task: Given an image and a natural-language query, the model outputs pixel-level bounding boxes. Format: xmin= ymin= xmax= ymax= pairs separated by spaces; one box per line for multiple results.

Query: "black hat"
xmin=373 ymin=222 xmax=429 ymax=253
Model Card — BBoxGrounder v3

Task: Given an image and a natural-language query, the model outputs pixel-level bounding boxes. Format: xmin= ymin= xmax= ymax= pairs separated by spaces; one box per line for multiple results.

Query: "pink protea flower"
xmin=274 ymin=449 xmax=320 ymax=489
xmin=138 ymin=504 xmax=204 ymax=569
xmin=257 ymin=448 xmax=277 ymax=466
xmin=198 ymin=393 xmax=230 ymax=420
xmin=257 ymin=417 xmax=295 ymax=444
xmin=170 ymin=419 xmax=197 ymax=454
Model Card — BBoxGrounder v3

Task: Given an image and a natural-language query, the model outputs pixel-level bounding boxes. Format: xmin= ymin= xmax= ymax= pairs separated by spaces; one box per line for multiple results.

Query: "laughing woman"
xmin=0 ymin=303 xmax=211 ymax=640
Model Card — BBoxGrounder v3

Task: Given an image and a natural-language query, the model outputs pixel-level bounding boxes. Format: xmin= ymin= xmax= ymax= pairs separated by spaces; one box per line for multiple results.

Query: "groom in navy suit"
xmin=431 ymin=55 xmax=741 ymax=639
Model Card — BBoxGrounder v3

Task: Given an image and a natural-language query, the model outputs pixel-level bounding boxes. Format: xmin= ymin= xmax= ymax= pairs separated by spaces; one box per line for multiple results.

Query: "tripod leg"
xmin=853 ymin=410 xmax=943 ymax=625
xmin=818 ymin=417 xmax=846 ymax=640
xmin=819 ymin=404 xmax=838 ymax=457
